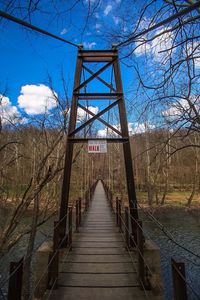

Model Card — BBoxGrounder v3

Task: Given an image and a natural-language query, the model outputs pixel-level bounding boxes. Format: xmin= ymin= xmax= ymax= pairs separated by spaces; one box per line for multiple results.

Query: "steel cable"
xmin=137 ymin=203 xmax=200 ymax=261
xmin=126 ymin=207 xmax=200 ymax=299
xmin=28 ymin=206 xmax=81 ymax=300
xmin=0 ymin=10 xmax=80 ymax=48
xmin=116 ymin=1 xmax=200 ymax=48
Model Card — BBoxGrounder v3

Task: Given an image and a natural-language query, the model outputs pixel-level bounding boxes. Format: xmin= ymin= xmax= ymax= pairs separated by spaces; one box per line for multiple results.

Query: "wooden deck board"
xmin=44 ymin=181 xmax=157 ymax=300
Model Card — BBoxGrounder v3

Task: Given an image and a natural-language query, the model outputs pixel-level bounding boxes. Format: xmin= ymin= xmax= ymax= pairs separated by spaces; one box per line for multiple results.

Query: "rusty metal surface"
xmin=59 ymin=47 xmax=139 ymax=242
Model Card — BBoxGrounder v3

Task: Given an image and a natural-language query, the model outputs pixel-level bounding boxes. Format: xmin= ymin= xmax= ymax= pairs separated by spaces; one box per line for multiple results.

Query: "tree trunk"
xmin=22 ymin=194 xmax=39 ymax=300
xmin=161 ymin=183 xmax=168 ymax=205
xmin=145 ymin=124 xmax=154 ymax=206
xmin=187 ymin=134 xmax=199 ymax=207
xmin=187 ymin=185 xmax=196 ymax=207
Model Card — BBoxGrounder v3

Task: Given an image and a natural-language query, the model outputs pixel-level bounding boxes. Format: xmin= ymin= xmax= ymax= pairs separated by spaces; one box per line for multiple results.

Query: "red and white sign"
xmin=88 ymin=140 xmax=107 ymax=153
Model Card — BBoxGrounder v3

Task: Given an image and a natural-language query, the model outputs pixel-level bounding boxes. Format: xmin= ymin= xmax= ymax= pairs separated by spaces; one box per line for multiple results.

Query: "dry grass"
xmin=136 ymin=191 xmax=200 ymax=208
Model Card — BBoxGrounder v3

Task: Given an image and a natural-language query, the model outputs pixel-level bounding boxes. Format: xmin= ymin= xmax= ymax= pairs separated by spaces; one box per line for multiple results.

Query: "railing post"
xmin=75 ymin=199 xmax=79 ymax=232
xmin=85 ymin=191 xmax=89 ymax=211
xmin=109 ymin=191 xmax=113 ymax=211
xmin=171 ymin=258 xmax=187 ymax=300
xmin=116 ymin=197 xmax=119 ymax=226
xmin=125 ymin=207 xmax=130 ymax=249
xmin=137 ymin=220 xmax=145 ymax=289
xmin=68 ymin=206 xmax=72 ymax=251
xmin=79 ymin=197 xmax=82 ymax=225
xmin=8 ymin=258 xmax=23 ymax=300
xmin=58 ymin=214 xmax=68 ymax=248
xmin=130 ymin=207 xmax=138 ymax=248
xmin=118 ymin=200 xmax=122 ymax=231
xmin=48 ymin=221 xmax=59 ymax=289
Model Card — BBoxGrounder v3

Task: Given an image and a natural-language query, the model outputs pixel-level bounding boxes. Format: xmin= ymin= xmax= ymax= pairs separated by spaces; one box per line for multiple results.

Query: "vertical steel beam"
xmin=59 ymin=51 xmax=82 ymax=240
xmin=112 ymin=47 xmax=138 ymax=244
xmin=59 ymin=47 xmax=138 ymax=245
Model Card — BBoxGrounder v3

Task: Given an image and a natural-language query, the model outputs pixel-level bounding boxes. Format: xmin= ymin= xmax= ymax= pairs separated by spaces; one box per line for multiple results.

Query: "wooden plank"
xmin=45 ymin=286 xmax=153 ymax=300
xmin=64 ymin=254 xmax=132 ymax=263
xmin=58 ymin=273 xmax=139 ymax=287
xmin=60 ymin=262 xmax=135 ymax=273
xmin=46 ymin=181 xmax=154 ymax=300
xmin=70 ymin=247 xmax=127 ymax=255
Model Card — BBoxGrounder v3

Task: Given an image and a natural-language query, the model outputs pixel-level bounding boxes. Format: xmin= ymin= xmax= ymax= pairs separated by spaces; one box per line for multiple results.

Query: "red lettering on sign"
xmin=88 ymin=144 xmax=100 ymax=152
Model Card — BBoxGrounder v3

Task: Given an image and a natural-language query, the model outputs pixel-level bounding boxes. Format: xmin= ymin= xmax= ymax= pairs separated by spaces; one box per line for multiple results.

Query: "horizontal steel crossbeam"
xmin=74 ymin=59 xmax=116 ymax=92
xmin=68 ymin=138 xmax=128 ymax=143
xmin=83 ymin=65 xmax=116 ymax=92
xmin=68 ymin=99 xmax=121 ymax=137
xmin=75 ymin=93 xmax=123 ymax=100
xmin=78 ymin=103 xmax=122 ymax=136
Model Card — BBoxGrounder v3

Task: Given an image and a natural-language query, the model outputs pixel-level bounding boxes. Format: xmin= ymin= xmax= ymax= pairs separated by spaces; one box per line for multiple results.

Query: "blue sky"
xmin=1 ymin=0 xmax=199 ymax=135
xmin=0 ymin=0 xmax=144 ymax=134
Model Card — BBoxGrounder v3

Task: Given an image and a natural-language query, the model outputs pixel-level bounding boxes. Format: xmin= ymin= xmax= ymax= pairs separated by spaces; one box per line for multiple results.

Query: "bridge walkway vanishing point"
xmin=44 ymin=181 xmax=160 ymax=300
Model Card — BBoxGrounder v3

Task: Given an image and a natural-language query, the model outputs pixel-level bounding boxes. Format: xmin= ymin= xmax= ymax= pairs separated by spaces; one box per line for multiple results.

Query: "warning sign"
xmin=88 ymin=140 xmax=107 ymax=153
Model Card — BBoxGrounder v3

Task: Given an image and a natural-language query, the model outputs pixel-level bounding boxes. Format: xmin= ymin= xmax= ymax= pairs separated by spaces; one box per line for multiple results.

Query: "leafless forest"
xmin=0 ymin=0 xmax=200 ymax=299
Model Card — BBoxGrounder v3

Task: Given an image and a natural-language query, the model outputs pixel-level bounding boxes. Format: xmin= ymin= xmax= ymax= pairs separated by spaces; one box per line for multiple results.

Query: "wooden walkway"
xmin=45 ymin=181 xmax=158 ymax=300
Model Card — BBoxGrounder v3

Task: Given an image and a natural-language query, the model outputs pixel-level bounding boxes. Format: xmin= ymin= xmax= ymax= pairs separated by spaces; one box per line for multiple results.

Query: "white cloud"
xmin=95 ymin=23 xmax=102 ymax=31
xmin=104 ymin=4 xmax=112 ymax=16
xmin=131 ymin=122 xmax=155 ymax=134
xmin=134 ymin=21 xmax=199 ymax=67
xmin=97 ymin=124 xmax=121 ymax=137
xmin=94 ymin=12 xmax=100 ymax=19
xmin=162 ymin=97 xmax=200 ymax=120
xmin=151 ymin=29 xmax=173 ymax=61
xmin=97 ymin=129 xmax=107 ymax=137
xmin=85 ymin=0 xmax=97 ymax=2
xmin=18 ymin=84 xmax=58 ymax=115
xmin=113 ymin=16 xmax=120 ymax=25
xmin=134 ymin=27 xmax=174 ymax=62
xmin=77 ymin=106 xmax=99 ymax=122
xmin=97 ymin=123 xmax=145 ymax=137
xmin=0 ymin=95 xmax=21 ymax=124
xmin=122 ymin=25 xmax=128 ymax=32
xmin=186 ymin=42 xmax=200 ymax=68
xmin=60 ymin=28 xmax=68 ymax=35
xmin=83 ymin=42 xmax=97 ymax=49
xmin=116 ymin=0 xmax=121 ymax=3
xmin=134 ymin=41 xmax=151 ymax=56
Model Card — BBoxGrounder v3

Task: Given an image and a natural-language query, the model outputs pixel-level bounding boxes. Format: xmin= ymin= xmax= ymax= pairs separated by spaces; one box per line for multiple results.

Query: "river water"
xmin=0 ymin=211 xmax=56 ymax=299
xmin=141 ymin=208 xmax=200 ymax=300
xmin=0 ymin=208 xmax=200 ymax=299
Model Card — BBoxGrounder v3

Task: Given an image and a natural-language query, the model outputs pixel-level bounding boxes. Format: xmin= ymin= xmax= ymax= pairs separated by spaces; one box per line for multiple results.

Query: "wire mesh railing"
xmin=0 ymin=180 xmax=98 ymax=300
xmin=102 ymin=180 xmax=200 ymax=300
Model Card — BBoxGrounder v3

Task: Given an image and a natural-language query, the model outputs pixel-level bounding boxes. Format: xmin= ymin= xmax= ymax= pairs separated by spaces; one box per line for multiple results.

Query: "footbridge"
xmin=33 ymin=180 xmax=163 ymax=300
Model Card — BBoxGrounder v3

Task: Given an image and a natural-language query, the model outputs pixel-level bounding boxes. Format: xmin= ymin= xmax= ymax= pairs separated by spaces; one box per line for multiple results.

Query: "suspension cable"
xmin=0 ymin=10 xmax=80 ymax=48
xmin=137 ymin=203 xmax=200 ymax=260
xmin=117 ymin=209 xmax=163 ymax=294
xmin=115 ymin=196 xmax=200 ymax=299
xmin=116 ymin=1 xmax=200 ymax=48
xmin=28 ymin=206 xmax=80 ymax=300
xmin=0 ymin=198 xmax=78 ymax=290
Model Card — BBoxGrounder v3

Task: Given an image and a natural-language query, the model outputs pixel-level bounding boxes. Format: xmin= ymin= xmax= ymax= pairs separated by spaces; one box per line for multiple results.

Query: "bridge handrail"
xmin=102 ymin=180 xmax=200 ymax=300
xmin=2 ymin=180 xmax=98 ymax=300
